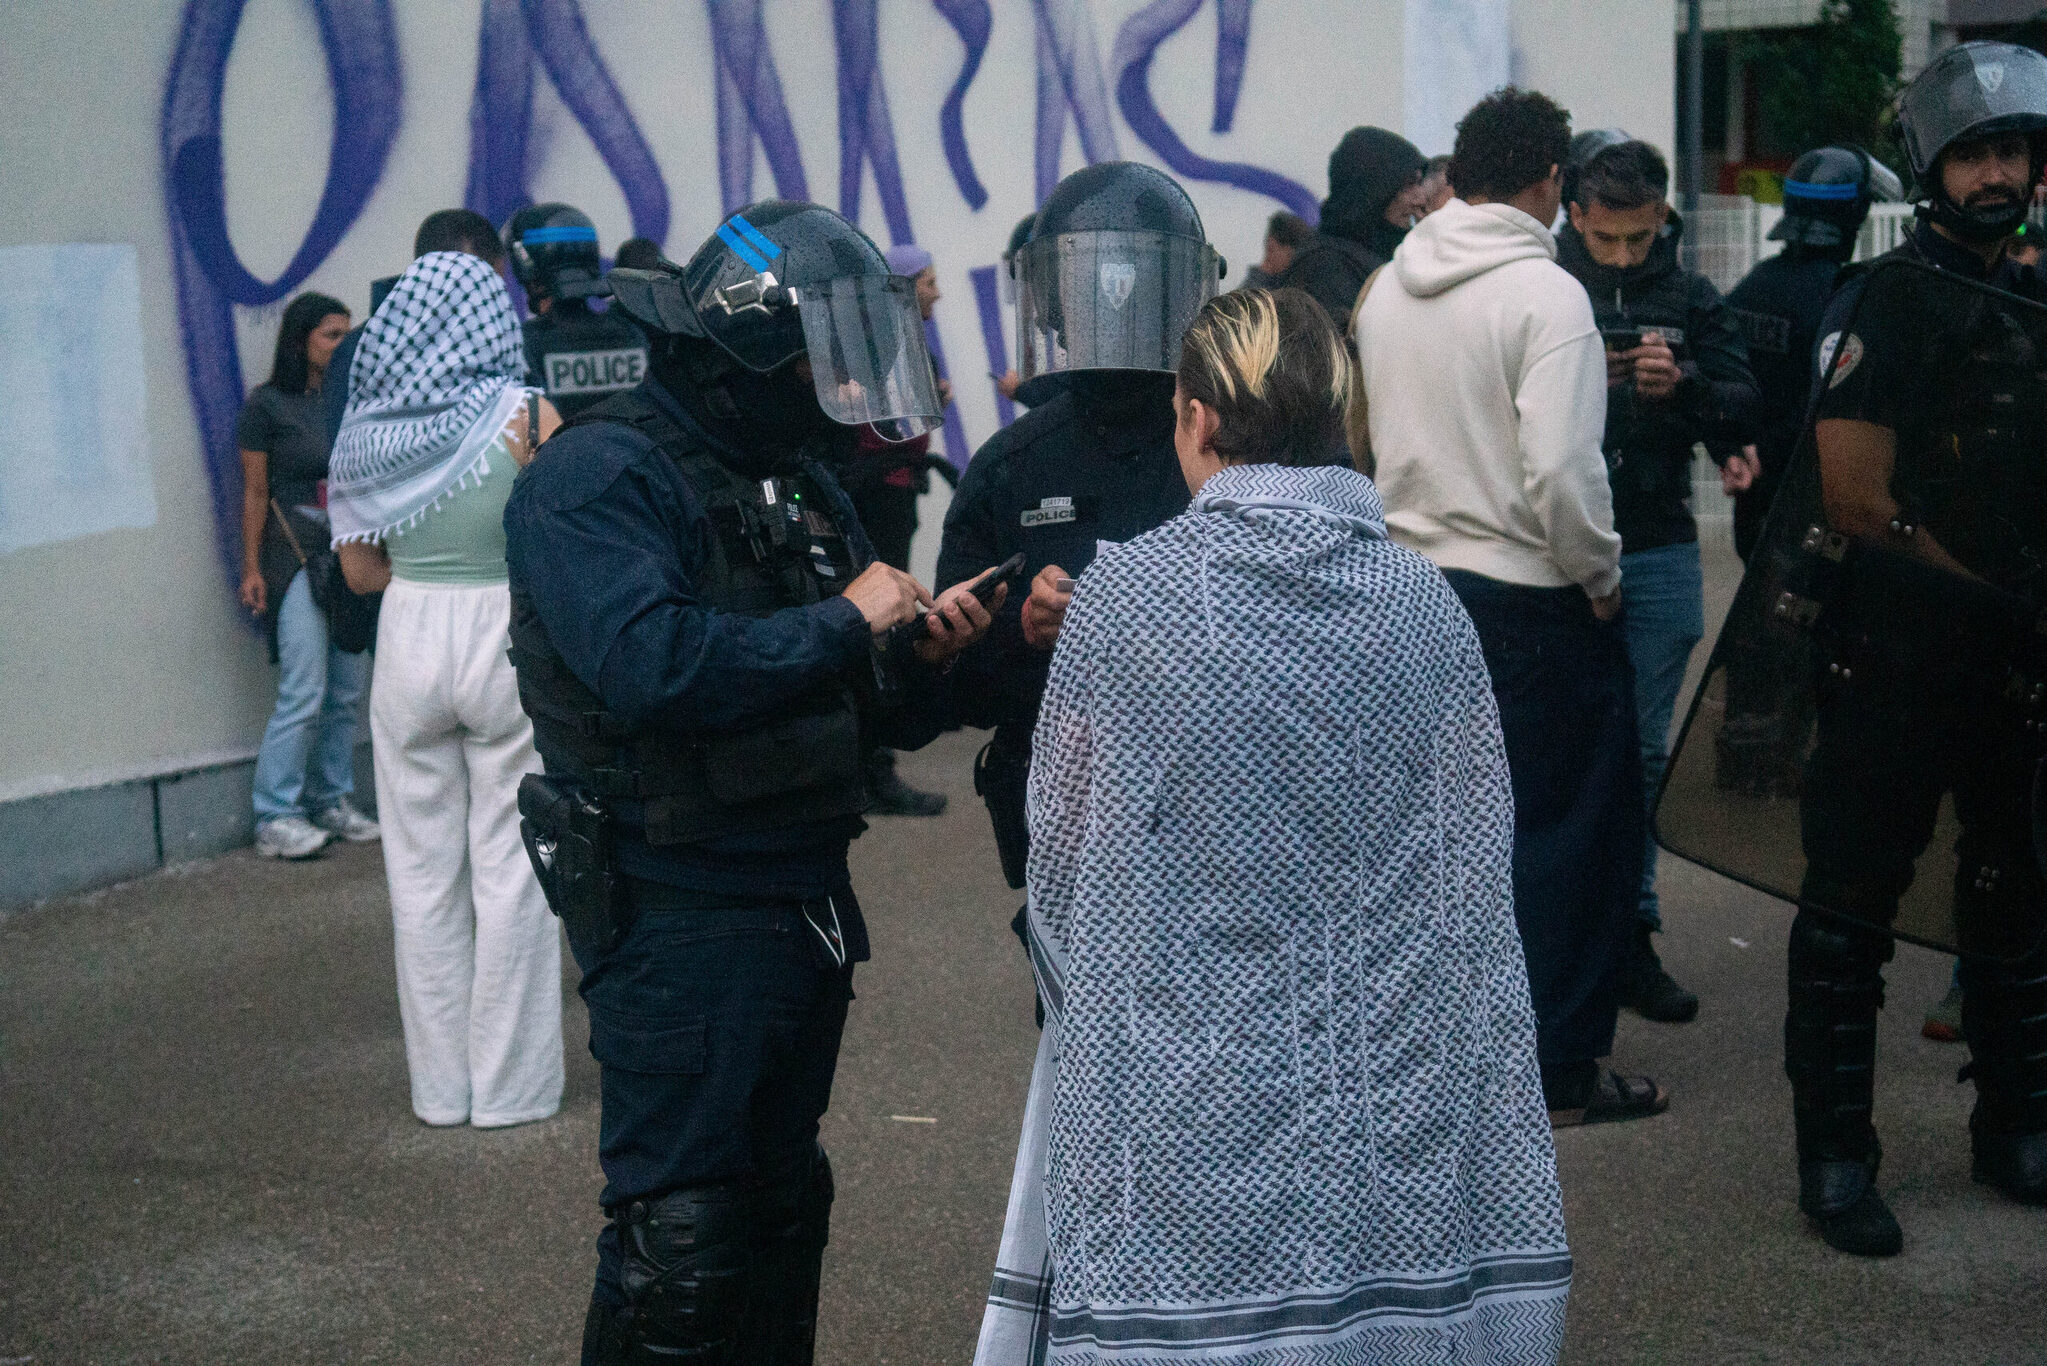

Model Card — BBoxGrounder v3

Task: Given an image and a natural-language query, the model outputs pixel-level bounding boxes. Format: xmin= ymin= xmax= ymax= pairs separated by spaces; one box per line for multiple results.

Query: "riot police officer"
xmin=1727 ymin=147 xmax=1901 ymax=561
xmin=503 ymin=201 xmax=1003 ymax=1362
xmin=1784 ymin=42 xmax=2047 ymax=1255
xmin=936 ymin=162 xmax=1221 ymax=968
xmin=505 ymin=202 xmax=651 ymax=418
xmin=1712 ymin=148 xmax=1900 ymax=798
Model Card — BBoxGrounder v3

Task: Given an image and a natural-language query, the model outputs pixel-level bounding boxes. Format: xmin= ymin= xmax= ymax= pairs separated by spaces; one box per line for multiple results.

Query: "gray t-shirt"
xmin=234 ymin=383 xmax=330 ymax=508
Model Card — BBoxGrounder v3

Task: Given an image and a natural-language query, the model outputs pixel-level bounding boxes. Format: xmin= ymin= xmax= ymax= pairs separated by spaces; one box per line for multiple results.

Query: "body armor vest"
xmin=1859 ymin=241 xmax=2047 ymax=598
xmin=508 ymin=390 xmax=873 ymax=847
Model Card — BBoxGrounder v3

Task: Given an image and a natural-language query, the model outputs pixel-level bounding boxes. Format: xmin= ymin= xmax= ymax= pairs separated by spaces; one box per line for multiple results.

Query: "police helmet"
xmin=998 ymin=212 xmax=1038 ymax=308
xmin=1563 ymin=128 xmax=1631 ymax=207
xmin=1769 ymin=146 xmax=1903 ymax=248
xmin=1014 ymin=162 xmax=1222 ymax=398
xmin=608 ymin=201 xmax=943 ymax=440
xmin=504 ymin=203 xmax=608 ymax=302
xmin=1898 ymin=41 xmax=2047 ymax=239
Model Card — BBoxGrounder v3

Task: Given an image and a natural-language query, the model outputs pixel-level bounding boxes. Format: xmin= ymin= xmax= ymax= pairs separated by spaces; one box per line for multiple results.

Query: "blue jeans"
xmin=252 ymin=569 xmax=369 ymax=823
xmin=1620 ymin=542 xmax=1706 ymax=930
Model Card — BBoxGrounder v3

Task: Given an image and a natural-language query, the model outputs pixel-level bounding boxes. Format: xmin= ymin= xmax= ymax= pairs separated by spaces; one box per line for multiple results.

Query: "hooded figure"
xmin=1273 ymin=126 xmax=1427 ymax=327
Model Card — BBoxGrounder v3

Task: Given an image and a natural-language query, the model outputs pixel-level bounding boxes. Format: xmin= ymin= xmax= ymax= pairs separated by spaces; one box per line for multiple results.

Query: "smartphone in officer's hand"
xmin=901 ymin=553 xmax=1026 ymax=643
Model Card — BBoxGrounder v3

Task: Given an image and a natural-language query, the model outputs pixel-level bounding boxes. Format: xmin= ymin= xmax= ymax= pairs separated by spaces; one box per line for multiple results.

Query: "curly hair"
xmin=1448 ymin=87 xmax=1573 ymax=203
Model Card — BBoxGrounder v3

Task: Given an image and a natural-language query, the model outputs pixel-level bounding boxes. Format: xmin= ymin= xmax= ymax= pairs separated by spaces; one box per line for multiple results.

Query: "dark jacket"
xmin=1557 ymin=213 xmax=1760 ymax=553
xmin=936 ymin=374 xmax=1188 ymax=742
xmin=503 ymin=375 xmax=951 ymax=897
xmin=1724 ymin=245 xmax=1848 ymax=559
xmin=1274 ymin=127 xmax=1425 ymax=326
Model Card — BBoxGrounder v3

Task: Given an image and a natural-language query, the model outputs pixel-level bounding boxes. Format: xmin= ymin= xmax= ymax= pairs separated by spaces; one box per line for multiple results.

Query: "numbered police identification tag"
xmin=546 ymin=347 xmax=648 ymax=397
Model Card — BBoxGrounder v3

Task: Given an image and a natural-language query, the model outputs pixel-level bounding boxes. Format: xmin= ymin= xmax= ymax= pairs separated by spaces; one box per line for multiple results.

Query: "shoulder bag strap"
xmin=269 ymin=498 xmax=308 ymax=566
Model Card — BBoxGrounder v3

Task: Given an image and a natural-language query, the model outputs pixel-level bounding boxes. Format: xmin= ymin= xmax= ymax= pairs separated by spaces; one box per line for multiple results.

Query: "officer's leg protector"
xmin=1785 ymin=906 xmax=1895 ymax=1199
xmin=1961 ymin=937 xmax=2047 ymax=1203
xmin=745 ymin=1144 xmax=836 ymax=1365
xmin=595 ymin=1182 xmax=752 ymax=1364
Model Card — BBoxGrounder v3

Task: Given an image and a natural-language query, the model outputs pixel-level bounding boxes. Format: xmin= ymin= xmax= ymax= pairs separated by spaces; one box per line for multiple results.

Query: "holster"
xmin=974 ymin=738 xmax=1031 ymax=891
xmin=518 ymin=773 xmax=626 ymax=954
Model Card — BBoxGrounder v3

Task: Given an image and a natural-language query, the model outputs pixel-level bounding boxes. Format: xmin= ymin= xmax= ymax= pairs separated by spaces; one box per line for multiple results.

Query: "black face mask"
xmin=657 ymin=340 xmax=835 ymax=474
xmin=1065 ymin=370 xmax=1175 ymax=421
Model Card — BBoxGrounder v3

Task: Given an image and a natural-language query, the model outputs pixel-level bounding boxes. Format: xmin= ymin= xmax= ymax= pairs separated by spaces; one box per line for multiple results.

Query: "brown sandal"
xmin=1549 ymin=1069 xmax=1669 ymax=1128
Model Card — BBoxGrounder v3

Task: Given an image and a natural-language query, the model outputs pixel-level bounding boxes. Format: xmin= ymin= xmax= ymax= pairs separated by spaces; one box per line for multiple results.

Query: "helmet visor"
xmin=795 ymin=273 xmax=943 ymax=441
xmin=1016 ymin=230 xmax=1221 ymax=383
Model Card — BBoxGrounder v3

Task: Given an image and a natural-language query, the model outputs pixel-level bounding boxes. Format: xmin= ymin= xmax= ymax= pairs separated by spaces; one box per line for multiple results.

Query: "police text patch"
xmin=546 ymin=347 xmax=648 ymax=396
xmin=1021 ymin=496 xmax=1077 ymax=528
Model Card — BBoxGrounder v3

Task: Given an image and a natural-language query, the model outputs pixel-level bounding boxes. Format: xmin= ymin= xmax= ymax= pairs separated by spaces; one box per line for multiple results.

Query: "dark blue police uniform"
xmin=524 ymin=299 xmax=651 ymax=419
xmin=504 ymin=376 xmax=950 ymax=1344
xmin=936 ymin=375 xmax=1188 ymax=898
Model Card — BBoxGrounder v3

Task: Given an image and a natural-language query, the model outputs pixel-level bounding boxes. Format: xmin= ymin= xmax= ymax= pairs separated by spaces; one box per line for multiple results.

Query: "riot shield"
xmin=1655 ymin=258 xmax=2047 ymax=961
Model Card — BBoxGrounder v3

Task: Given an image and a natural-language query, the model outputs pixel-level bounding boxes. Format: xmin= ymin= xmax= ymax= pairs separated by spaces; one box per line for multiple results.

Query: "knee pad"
xmin=1786 ymin=912 xmax=1891 ymax=1036
xmin=1962 ymin=949 xmax=2047 ymax=1136
xmin=611 ymin=1183 xmax=753 ymax=1363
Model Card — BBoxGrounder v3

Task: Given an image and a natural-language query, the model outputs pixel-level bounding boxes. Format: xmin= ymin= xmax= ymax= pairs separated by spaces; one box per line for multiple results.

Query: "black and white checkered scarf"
xmin=327 ymin=251 xmax=527 ymax=545
xmin=976 ymin=464 xmax=1570 ymax=1364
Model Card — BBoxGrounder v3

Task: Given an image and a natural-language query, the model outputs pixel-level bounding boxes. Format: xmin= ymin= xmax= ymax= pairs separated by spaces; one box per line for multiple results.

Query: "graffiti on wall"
xmin=162 ymin=0 xmax=1316 ymax=598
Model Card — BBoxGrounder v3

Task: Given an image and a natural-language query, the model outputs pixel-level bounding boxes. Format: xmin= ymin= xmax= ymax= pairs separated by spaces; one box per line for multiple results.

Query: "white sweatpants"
xmin=370 ymin=578 xmax=564 ymax=1127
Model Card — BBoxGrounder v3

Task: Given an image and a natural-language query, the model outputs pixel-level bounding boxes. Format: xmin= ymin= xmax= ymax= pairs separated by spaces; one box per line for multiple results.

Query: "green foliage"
xmin=1740 ymin=0 xmax=1905 ymax=171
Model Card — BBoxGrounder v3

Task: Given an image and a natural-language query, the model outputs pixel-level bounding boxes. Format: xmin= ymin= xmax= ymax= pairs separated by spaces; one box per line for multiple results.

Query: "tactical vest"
xmin=1870 ymin=244 xmax=2047 ymax=597
xmin=508 ymin=390 xmax=873 ymax=847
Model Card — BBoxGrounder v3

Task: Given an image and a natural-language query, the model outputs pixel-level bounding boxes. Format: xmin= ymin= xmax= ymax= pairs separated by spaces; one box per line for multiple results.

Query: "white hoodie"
xmin=1355 ymin=198 xmax=1621 ymax=598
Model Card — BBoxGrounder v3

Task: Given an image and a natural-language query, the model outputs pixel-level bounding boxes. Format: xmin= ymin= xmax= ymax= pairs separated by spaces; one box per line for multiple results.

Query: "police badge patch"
xmin=1978 ymin=61 xmax=2007 ymax=95
xmin=1098 ymin=262 xmax=1136 ymax=310
xmin=1820 ymin=331 xmax=1864 ymax=387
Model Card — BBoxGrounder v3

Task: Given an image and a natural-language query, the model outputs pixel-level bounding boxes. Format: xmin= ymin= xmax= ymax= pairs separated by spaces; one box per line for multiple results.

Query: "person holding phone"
xmin=935 ymin=163 xmax=1221 ymax=989
xmin=1559 ymin=137 xmax=1760 ymax=1024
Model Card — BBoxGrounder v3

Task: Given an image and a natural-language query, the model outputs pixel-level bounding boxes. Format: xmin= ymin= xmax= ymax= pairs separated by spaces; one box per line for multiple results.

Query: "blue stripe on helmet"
xmin=522 ymin=225 xmax=599 ymax=243
xmin=717 ymin=223 xmax=773 ymax=272
xmin=1784 ymin=179 xmax=1862 ymax=202
xmin=727 ymin=214 xmax=784 ymax=260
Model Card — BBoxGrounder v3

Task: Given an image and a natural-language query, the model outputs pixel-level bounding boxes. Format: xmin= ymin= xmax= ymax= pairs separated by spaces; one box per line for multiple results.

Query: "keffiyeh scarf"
xmin=327 ymin=251 xmax=527 ymax=544
xmin=975 ymin=463 xmax=1570 ymax=1366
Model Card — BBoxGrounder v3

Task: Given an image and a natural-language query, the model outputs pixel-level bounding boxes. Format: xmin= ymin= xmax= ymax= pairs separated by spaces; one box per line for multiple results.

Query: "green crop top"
xmin=385 ymin=436 xmax=517 ymax=585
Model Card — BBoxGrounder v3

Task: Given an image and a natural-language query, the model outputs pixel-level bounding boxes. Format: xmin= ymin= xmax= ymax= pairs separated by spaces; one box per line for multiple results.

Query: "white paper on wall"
xmin=1403 ymin=0 xmax=1512 ymax=157
xmin=0 ymin=243 xmax=156 ymax=556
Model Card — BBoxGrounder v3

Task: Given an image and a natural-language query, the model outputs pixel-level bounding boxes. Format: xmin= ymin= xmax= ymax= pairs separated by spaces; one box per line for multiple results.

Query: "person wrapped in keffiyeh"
xmin=328 ymin=251 xmax=529 ymax=545
xmin=974 ymin=289 xmax=1570 ymax=1366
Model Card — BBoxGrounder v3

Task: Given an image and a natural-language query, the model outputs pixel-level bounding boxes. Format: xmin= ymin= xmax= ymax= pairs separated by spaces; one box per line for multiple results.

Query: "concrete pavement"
xmin=3 ymin=731 xmax=2044 ymax=1364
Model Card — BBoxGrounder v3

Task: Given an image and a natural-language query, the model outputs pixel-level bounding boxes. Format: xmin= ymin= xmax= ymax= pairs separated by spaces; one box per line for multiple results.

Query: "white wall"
xmin=0 ymin=0 xmax=1669 ymax=800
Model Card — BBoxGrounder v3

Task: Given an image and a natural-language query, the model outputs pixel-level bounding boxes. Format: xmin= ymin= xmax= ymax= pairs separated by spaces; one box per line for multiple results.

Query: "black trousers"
xmin=1444 ymin=571 xmax=1645 ymax=1070
xmin=1790 ymin=684 xmax=2047 ymax=1157
xmin=567 ymin=889 xmax=860 ymax=1313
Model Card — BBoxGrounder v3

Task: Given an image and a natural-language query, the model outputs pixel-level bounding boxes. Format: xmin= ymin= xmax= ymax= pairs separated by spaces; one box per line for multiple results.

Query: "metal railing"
xmin=1679 ymin=196 xmax=1918 ymax=294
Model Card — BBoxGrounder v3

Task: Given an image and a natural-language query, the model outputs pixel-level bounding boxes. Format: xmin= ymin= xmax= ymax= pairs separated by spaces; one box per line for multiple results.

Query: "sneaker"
xmin=1624 ymin=926 xmax=1700 ymax=1023
xmin=313 ymin=797 xmax=381 ymax=843
xmin=255 ymin=815 xmax=334 ymax=860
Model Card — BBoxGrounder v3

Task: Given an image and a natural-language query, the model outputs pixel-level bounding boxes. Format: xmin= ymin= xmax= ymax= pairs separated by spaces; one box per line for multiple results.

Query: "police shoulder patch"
xmin=1821 ymin=331 xmax=1864 ymax=387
